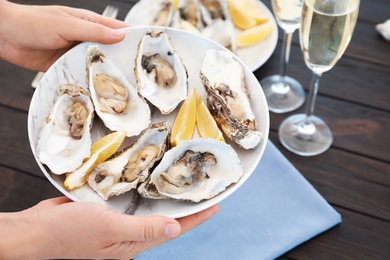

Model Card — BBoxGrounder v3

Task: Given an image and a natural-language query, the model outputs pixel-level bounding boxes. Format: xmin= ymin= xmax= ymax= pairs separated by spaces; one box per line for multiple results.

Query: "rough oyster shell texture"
xmin=87 ymin=121 xmax=171 ymax=200
xmin=200 ymin=49 xmax=262 ymax=149
xmin=36 ymin=84 xmax=94 ymax=175
xmin=137 ymin=138 xmax=243 ymax=202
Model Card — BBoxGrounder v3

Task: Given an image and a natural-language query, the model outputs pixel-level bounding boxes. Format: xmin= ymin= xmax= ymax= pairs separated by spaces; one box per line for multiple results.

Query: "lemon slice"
xmin=172 ymin=0 xmax=179 ymax=10
xmin=180 ymin=20 xmax=201 ymax=34
xmin=227 ymin=0 xmax=257 ymax=30
xmin=236 ymin=22 xmax=273 ymax=48
xmin=196 ymin=94 xmax=225 ymax=142
xmin=237 ymin=0 xmax=268 ymax=24
xmin=64 ymin=129 xmax=127 ymax=190
xmin=171 ymin=87 xmax=197 ymax=147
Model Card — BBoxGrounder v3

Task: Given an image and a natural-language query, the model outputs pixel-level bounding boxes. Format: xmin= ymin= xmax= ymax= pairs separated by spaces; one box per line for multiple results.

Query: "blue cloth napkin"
xmin=136 ymin=140 xmax=341 ymax=260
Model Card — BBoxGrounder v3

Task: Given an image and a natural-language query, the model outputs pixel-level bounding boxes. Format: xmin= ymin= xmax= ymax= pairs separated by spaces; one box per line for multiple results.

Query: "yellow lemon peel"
xmin=171 ymin=87 xmax=197 ymax=147
xmin=196 ymin=93 xmax=225 ymax=142
xmin=64 ymin=130 xmax=127 ymax=190
xmin=236 ymin=22 xmax=273 ymax=48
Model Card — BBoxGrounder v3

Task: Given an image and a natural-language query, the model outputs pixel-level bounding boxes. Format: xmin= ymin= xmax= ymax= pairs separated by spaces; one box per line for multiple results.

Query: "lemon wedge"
xmin=171 ymin=87 xmax=197 ymax=147
xmin=236 ymin=22 xmax=273 ymax=48
xmin=172 ymin=0 xmax=179 ymax=10
xmin=64 ymin=130 xmax=127 ymax=190
xmin=196 ymin=94 xmax=225 ymax=142
xmin=180 ymin=20 xmax=201 ymax=34
xmin=227 ymin=0 xmax=257 ymax=30
xmin=237 ymin=0 xmax=268 ymax=24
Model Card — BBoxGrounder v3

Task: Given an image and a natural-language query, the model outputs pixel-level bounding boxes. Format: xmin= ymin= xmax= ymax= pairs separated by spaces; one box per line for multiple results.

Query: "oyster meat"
xmin=36 ymin=84 xmax=94 ymax=175
xmin=134 ymin=30 xmax=188 ymax=114
xmin=199 ymin=0 xmax=237 ymax=52
xmin=127 ymin=0 xmax=175 ymax=27
xmin=137 ymin=138 xmax=243 ymax=202
xmin=88 ymin=121 xmax=171 ymax=200
xmin=175 ymin=0 xmax=203 ymax=30
xmin=87 ymin=45 xmax=151 ymax=137
xmin=200 ymin=49 xmax=262 ymax=149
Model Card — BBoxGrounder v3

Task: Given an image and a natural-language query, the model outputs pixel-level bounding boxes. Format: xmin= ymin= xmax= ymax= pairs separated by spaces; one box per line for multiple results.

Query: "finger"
xmin=177 ymin=204 xmax=220 ymax=234
xmin=50 ymin=6 xmax=128 ymax=44
xmin=120 ymin=204 xmax=220 ymax=257
xmin=112 ymin=214 xmax=181 ymax=242
xmin=61 ymin=6 xmax=129 ymax=29
xmin=59 ymin=18 xmax=126 ymax=44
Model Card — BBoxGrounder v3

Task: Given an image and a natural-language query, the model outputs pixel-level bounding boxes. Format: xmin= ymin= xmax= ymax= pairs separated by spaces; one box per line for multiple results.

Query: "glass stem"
xmin=279 ymin=30 xmax=294 ymax=79
xmin=304 ymin=72 xmax=322 ymax=122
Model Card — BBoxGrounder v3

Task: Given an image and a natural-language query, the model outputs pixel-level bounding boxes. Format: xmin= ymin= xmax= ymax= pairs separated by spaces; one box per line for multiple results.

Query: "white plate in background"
xmin=124 ymin=0 xmax=278 ymax=71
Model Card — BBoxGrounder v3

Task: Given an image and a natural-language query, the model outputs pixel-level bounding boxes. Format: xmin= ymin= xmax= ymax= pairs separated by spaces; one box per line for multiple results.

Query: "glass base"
xmin=278 ymin=114 xmax=333 ymax=156
xmin=260 ymin=75 xmax=305 ymax=113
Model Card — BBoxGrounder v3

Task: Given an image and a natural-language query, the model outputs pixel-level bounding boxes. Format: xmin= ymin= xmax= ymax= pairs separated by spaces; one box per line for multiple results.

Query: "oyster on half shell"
xmin=87 ymin=45 xmax=151 ymax=137
xmin=200 ymin=49 xmax=262 ymax=149
xmin=199 ymin=0 xmax=236 ymax=52
xmin=137 ymin=138 xmax=243 ymax=202
xmin=128 ymin=0 xmax=175 ymax=27
xmin=134 ymin=30 xmax=188 ymax=114
xmin=36 ymin=84 xmax=94 ymax=175
xmin=88 ymin=121 xmax=171 ymax=200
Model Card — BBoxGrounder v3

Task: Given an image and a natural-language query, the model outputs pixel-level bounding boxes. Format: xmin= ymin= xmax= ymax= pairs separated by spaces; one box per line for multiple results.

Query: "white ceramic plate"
xmin=28 ymin=27 xmax=269 ymax=218
xmin=124 ymin=0 xmax=278 ymax=72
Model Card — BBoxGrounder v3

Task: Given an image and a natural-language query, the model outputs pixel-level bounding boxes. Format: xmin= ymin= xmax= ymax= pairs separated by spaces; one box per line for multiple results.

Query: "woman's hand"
xmin=0 ymin=197 xmax=219 ymax=259
xmin=0 ymin=1 xmax=129 ymax=71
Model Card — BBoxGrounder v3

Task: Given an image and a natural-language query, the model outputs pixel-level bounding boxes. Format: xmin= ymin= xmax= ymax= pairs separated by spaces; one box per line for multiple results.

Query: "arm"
xmin=0 ymin=0 xmax=129 ymax=71
xmin=0 ymin=197 xmax=219 ymax=259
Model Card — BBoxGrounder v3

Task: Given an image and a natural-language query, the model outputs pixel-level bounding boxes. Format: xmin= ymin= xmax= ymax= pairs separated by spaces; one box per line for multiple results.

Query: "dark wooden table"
xmin=1 ymin=0 xmax=389 ymax=259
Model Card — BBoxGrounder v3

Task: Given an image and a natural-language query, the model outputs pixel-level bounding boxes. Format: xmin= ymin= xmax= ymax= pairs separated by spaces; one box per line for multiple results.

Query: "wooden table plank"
xmin=268 ymin=94 xmax=390 ymax=161
xmin=254 ymin=37 xmax=390 ymax=112
xmin=0 ymin=165 xmax=62 ymax=212
xmin=269 ymin=132 xmax=390 ymax=221
xmin=0 ymin=106 xmax=42 ymax=177
xmin=284 ymin=207 xmax=390 ymax=260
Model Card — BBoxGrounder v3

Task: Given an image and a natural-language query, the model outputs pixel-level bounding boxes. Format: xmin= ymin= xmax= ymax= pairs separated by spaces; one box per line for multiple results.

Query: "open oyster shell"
xmin=175 ymin=0 xmax=204 ymax=30
xmin=134 ymin=30 xmax=189 ymax=114
xmin=199 ymin=0 xmax=237 ymax=52
xmin=87 ymin=45 xmax=151 ymax=137
xmin=36 ymin=84 xmax=94 ymax=175
xmin=137 ymin=138 xmax=243 ymax=202
xmin=127 ymin=0 xmax=175 ymax=27
xmin=88 ymin=121 xmax=171 ymax=200
xmin=200 ymin=49 xmax=262 ymax=149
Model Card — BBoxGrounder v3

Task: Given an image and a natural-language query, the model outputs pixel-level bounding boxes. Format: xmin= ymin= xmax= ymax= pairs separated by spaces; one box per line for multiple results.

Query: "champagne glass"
xmin=260 ymin=0 xmax=305 ymax=113
xmin=279 ymin=0 xmax=359 ymax=156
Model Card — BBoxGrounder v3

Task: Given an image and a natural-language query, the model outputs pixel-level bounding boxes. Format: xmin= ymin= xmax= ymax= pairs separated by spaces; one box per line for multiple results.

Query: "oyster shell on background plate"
xmin=200 ymin=49 xmax=262 ymax=149
xmin=36 ymin=84 xmax=94 ymax=175
xmin=138 ymin=138 xmax=243 ymax=202
xmin=173 ymin=0 xmax=203 ymax=30
xmin=198 ymin=0 xmax=237 ymax=52
xmin=135 ymin=30 xmax=189 ymax=114
xmin=87 ymin=45 xmax=151 ymax=137
xmin=126 ymin=0 xmax=175 ymax=27
xmin=88 ymin=121 xmax=171 ymax=200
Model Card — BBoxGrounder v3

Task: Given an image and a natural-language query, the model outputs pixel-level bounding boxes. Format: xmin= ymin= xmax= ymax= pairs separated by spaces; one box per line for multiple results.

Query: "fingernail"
xmin=111 ymin=29 xmax=125 ymax=38
xmin=165 ymin=223 xmax=180 ymax=238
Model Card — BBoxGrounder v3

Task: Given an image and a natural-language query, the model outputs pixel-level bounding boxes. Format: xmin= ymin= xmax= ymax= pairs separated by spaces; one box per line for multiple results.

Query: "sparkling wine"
xmin=271 ymin=0 xmax=303 ymax=32
xmin=300 ymin=0 xmax=359 ymax=74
